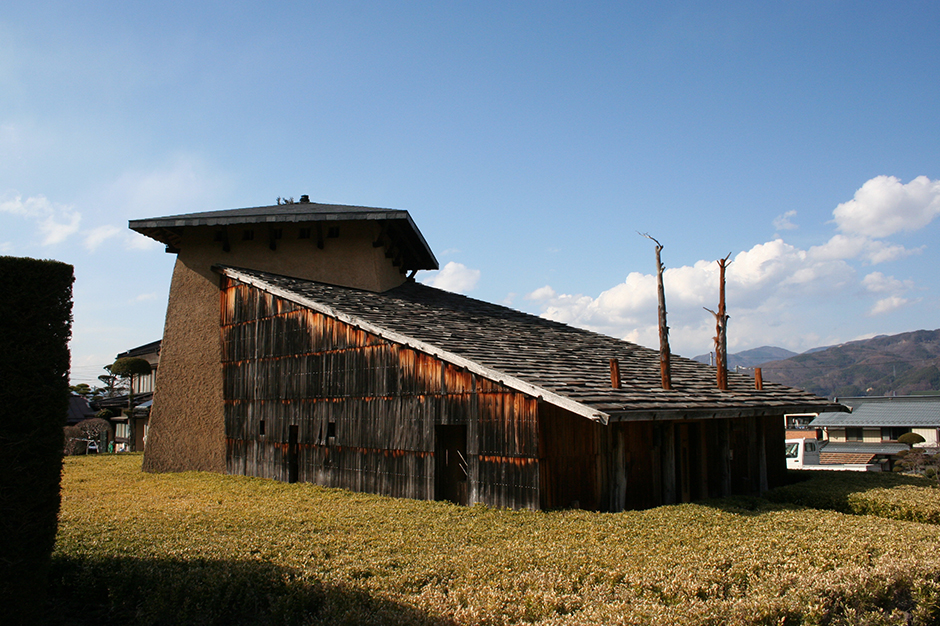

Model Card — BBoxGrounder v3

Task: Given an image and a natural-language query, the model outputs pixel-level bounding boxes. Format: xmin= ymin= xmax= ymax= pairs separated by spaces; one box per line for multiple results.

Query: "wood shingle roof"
xmin=220 ymin=266 xmax=843 ymax=423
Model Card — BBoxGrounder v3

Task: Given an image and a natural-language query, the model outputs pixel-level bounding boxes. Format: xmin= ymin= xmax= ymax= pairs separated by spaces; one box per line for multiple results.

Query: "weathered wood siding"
xmin=546 ymin=413 xmax=782 ymax=513
xmin=220 ymin=278 xmax=540 ymax=509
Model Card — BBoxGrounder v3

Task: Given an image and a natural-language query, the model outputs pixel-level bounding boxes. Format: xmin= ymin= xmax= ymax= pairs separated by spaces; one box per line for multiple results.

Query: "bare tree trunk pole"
xmin=640 ymin=233 xmax=671 ymax=390
xmin=705 ymin=254 xmax=732 ymax=390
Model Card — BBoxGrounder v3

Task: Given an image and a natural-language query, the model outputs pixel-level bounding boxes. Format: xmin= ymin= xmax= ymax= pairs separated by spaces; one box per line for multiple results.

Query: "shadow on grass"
xmin=46 ymin=554 xmax=455 ymax=626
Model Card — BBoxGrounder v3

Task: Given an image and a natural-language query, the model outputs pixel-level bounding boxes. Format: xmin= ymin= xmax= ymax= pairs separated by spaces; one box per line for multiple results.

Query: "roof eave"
xmin=129 ymin=204 xmax=438 ymax=271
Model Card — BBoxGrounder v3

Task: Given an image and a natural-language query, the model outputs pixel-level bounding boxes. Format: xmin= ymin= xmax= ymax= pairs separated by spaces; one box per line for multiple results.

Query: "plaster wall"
xmin=143 ymin=220 xmax=407 ymax=473
xmin=913 ymin=428 xmax=940 ymax=446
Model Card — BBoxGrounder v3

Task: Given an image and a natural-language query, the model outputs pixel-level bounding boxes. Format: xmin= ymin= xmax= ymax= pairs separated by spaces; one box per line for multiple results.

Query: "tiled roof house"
xmin=132 ymin=199 xmax=840 ymax=511
xmin=812 ymin=395 xmax=940 ymax=466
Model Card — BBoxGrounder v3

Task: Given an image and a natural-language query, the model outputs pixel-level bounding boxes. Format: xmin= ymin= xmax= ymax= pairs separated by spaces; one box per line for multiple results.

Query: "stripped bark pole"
xmin=640 ymin=233 xmax=671 ymax=390
xmin=704 ymin=254 xmax=732 ymax=390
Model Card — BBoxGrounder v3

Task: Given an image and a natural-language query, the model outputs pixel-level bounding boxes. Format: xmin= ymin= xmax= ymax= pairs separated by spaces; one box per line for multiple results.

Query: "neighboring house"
xmin=93 ymin=340 xmax=161 ymax=451
xmin=66 ymin=394 xmax=96 ymax=425
xmin=116 ymin=339 xmax=161 ymax=395
xmin=810 ymin=395 xmax=940 ymax=468
xmin=130 ymin=199 xmax=841 ymax=511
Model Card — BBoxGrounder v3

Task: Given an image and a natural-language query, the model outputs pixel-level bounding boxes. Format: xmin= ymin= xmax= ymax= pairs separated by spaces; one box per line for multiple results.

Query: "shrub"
xmin=53 ymin=455 xmax=940 ymax=625
xmin=768 ymin=470 xmax=940 ymax=523
xmin=0 ymin=256 xmax=73 ymax=622
xmin=899 ymin=432 xmax=926 ymax=446
xmin=63 ymin=426 xmax=85 ymax=456
xmin=76 ymin=417 xmax=113 ymax=453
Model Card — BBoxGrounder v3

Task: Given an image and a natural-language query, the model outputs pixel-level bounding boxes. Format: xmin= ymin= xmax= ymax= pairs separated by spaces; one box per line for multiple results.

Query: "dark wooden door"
xmin=435 ymin=425 xmax=468 ymax=505
xmin=287 ymin=425 xmax=299 ymax=484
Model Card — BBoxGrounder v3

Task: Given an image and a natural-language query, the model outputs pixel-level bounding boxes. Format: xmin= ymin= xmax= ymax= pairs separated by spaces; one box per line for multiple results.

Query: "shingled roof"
xmin=219 ymin=265 xmax=844 ymax=424
xmin=130 ymin=200 xmax=438 ymax=272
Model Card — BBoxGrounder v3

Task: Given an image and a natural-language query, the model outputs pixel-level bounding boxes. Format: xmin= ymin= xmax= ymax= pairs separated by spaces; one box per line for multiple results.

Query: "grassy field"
xmin=49 ymin=454 xmax=940 ymax=625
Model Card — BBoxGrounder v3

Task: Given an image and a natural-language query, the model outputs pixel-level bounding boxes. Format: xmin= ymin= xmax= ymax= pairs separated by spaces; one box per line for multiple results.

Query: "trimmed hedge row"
xmin=0 ymin=256 xmax=74 ymax=622
xmin=767 ymin=470 xmax=940 ymax=523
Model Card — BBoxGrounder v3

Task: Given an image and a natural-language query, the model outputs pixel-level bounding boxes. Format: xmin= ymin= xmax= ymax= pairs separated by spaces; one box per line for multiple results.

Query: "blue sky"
xmin=2 ymin=1 xmax=938 ymax=386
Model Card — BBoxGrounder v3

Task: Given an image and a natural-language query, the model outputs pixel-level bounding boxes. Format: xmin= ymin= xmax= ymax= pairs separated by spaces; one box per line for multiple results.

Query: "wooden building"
xmin=132 ymin=199 xmax=840 ymax=511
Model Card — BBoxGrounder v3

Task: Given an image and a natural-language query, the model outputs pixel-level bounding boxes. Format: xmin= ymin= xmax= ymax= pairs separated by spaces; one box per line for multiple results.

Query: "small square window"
xmin=242 ymin=230 xmax=255 ymax=241
xmin=298 ymin=228 xmax=311 ymax=239
xmin=327 ymin=226 xmax=340 ymax=238
xmin=845 ymin=427 xmax=863 ymax=442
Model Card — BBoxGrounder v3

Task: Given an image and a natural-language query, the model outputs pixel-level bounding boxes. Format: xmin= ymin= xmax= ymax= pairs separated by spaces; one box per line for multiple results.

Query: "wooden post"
xmin=754 ymin=367 xmax=763 ymax=390
xmin=609 ymin=358 xmax=621 ymax=389
xmin=640 ymin=233 xmax=671 ymax=390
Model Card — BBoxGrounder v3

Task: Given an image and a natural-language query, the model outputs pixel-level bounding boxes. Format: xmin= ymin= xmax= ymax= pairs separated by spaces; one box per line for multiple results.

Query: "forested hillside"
xmin=759 ymin=329 xmax=940 ymax=398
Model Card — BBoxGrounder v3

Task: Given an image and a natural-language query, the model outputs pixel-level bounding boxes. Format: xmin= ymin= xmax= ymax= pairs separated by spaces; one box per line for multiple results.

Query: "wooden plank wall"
xmin=538 ymin=403 xmax=605 ymax=510
xmin=602 ymin=416 xmax=774 ymax=512
xmin=220 ymin=278 xmax=540 ymax=509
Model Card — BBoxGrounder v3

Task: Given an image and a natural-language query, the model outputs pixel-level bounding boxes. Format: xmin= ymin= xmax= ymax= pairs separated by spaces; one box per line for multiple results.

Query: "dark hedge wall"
xmin=0 ymin=256 xmax=74 ymax=622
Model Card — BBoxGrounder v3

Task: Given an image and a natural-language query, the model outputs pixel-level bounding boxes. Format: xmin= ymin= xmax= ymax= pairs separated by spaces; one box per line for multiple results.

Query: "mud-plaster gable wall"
xmin=143 ymin=222 xmax=409 ymax=473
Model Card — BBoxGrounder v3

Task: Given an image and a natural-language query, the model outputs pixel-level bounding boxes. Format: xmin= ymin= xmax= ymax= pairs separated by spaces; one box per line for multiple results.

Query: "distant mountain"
xmin=692 ymin=346 xmax=798 ymax=369
xmin=758 ymin=329 xmax=940 ymax=398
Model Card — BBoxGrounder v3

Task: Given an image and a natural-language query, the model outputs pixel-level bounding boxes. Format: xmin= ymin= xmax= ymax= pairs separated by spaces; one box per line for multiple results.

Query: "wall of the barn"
xmin=220 ymin=279 xmax=541 ymax=509
xmin=549 ymin=413 xmax=783 ymax=513
xmin=143 ymin=221 xmax=408 ymax=474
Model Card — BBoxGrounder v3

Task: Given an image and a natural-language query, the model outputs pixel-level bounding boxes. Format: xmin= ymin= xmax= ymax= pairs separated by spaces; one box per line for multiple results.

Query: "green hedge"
xmin=0 ymin=256 xmax=74 ymax=622
xmin=767 ymin=470 xmax=940 ymax=523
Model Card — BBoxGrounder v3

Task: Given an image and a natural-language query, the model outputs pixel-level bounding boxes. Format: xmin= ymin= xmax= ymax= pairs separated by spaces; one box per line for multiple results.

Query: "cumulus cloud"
xmin=524 ymin=236 xmax=863 ymax=351
xmin=808 ymin=234 xmax=918 ymax=265
xmin=862 ymin=272 xmax=914 ymax=295
xmin=773 ymin=210 xmax=798 ymax=231
xmin=833 ymin=175 xmax=940 ymax=238
xmin=869 ymin=296 xmax=911 ymax=316
xmin=523 ymin=172 xmax=940 ymax=355
xmin=421 ymin=262 xmax=481 ymax=294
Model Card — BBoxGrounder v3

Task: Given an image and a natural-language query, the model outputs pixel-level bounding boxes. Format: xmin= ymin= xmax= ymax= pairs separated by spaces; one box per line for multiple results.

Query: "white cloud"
xmin=131 ymin=292 xmax=160 ymax=303
xmin=869 ymin=296 xmax=911 ymax=316
xmin=421 ymin=261 xmax=481 ymax=294
xmin=521 ymin=234 xmax=896 ymax=355
xmin=833 ymin=175 xmax=940 ymax=238
xmin=861 ymin=272 xmax=914 ymax=295
xmin=0 ymin=193 xmax=50 ymax=217
xmin=84 ymin=224 xmax=122 ymax=251
xmin=773 ymin=210 xmax=798 ymax=231
xmin=1 ymin=193 xmax=82 ymax=245
xmin=525 ymin=285 xmax=557 ymax=301
xmin=808 ymin=234 xmax=918 ymax=265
